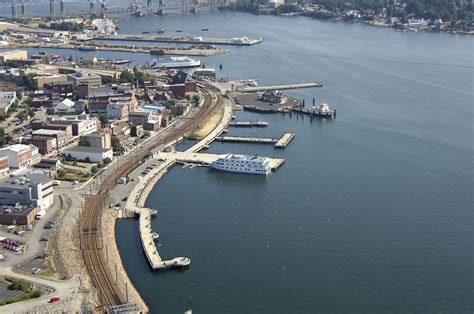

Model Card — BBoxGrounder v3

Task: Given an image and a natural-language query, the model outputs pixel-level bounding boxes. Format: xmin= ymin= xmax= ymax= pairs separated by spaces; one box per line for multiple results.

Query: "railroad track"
xmin=80 ymin=85 xmax=221 ymax=310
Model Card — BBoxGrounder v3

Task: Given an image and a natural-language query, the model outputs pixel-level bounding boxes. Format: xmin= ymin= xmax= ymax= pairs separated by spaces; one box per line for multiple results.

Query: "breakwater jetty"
xmin=91 ymin=34 xmax=263 ymax=46
xmin=238 ymin=82 xmax=323 ymax=92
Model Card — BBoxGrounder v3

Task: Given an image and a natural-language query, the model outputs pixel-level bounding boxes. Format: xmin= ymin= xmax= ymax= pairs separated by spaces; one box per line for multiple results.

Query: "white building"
xmin=0 ymin=144 xmax=32 ymax=169
xmin=0 ymin=91 xmax=16 ymax=117
xmin=64 ymin=146 xmax=113 ymax=163
xmin=0 ymin=172 xmax=54 ymax=210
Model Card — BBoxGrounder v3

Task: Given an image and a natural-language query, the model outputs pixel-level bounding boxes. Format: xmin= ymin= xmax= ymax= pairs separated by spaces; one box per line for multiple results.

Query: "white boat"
xmin=151 ymin=56 xmax=201 ymax=69
xmin=311 ymin=103 xmax=334 ymax=117
xmin=152 ymin=232 xmax=159 ymax=241
xmin=211 ymin=153 xmax=272 ymax=175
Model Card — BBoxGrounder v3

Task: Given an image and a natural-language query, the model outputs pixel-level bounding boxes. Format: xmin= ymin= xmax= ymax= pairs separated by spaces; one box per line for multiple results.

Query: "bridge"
xmin=0 ymin=0 xmax=229 ymax=19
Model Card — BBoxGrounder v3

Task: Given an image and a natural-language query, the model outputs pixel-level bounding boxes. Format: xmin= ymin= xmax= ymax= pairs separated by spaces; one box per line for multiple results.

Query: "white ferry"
xmin=151 ymin=56 xmax=201 ymax=69
xmin=211 ymin=153 xmax=272 ymax=175
xmin=311 ymin=103 xmax=334 ymax=117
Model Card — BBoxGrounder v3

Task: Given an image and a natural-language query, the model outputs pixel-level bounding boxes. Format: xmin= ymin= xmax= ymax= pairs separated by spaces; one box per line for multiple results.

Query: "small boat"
xmin=201 ymin=28 xmax=209 ymax=31
xmin=157 ymin=28 xmax=165 ymax=33
xmin=311 ymin=103 xmax=334 ymax=118
xmin=152 ymin=232 xmax=160 ymax=241
xmin=219 ymin=63 xmax=223 ymax=70
xmin=142 ymin=31 xmax=150 ymax=34
xmin=132 ymin=11 xmax=145 ymax=17
xmin=176 ymin=29 xmax=183 ymax=32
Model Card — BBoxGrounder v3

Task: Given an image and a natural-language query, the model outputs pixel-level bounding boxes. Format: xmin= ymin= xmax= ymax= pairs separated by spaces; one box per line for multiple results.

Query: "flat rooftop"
xmin=65 ymin=146 xmax=111 ymax=153
xmin=0 ymin=204 xmax=38 ymax=217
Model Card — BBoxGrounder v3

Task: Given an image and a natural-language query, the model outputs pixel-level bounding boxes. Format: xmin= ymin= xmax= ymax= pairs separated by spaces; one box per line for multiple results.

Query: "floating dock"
xmin=228 ymin=121 xmax=268 ymax=127
xmin=275 ymin=132 xmax=295 ymax=148
xmin=92 ymin=34 xmax=263 ymax=46
xmin=238 ymin=82 xmax=323 ymax=92
xmin=214 ymin=132 xmax=295 ymax=148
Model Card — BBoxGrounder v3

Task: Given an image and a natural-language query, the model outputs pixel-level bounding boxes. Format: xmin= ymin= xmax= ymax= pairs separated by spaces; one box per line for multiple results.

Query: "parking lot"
xmin=0 ymin=282 xmax=25 ymax=302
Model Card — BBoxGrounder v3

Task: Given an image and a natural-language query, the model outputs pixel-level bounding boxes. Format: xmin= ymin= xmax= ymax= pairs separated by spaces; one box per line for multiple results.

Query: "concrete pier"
xmin=275 ymin=132 xmax=295 ymax=148
xmin=159 ymin=151 xmax=285 ymax=171
xmin=92 ymin=34 xmax=263 ymax=46
xmin=238 ymin=82 xmax=323 ymax=92
xmin=229 ymin=121 xmax=268 ymax=127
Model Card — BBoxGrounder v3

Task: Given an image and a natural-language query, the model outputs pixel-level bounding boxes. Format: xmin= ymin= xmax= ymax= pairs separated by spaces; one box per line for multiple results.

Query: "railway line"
xmin=80 ymin=84 xmax=221 ymax=310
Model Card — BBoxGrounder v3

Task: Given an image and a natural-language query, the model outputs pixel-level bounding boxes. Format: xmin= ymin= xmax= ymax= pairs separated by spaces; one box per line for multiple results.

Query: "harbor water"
xmin=113 ymin=10 xmax=472 ymax=314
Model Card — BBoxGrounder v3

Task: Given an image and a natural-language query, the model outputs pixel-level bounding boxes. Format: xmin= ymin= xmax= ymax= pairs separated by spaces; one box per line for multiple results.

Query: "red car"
xmin=49 ymin=297 xmax=60 ymax=303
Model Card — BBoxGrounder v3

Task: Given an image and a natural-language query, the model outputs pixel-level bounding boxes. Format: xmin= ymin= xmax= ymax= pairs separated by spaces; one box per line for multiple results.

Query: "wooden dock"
xmin=214 ymin=132 xmax=295 ymax=148
xmin=228 ymin=121 xmax=268 ymax=127
xmin=215 ymin=136 xmax=276 ymax=145
xmin=275 ymin=132 xmax=295 ymax=148
xmin=238 ymin=82 xmax=323 ymax=92
xmin=92 ymin=34 xmax=263 ymax=46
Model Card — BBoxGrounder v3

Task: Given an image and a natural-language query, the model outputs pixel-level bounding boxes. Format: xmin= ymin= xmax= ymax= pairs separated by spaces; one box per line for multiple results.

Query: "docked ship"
xmin=211 ymin=154 xmax=272 ymax=175
xmin=151 ymin=56 xmax=201 ymax=69
xmin=311 ymin=103 xmax=334 ymax=117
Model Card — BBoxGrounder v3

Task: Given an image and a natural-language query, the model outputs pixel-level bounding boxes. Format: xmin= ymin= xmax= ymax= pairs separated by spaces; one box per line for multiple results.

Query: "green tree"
xmin=0 ymin=128 xmax=12 ymax=147
xmin=90 ymin=165 xmax=98 ymax=174
xmin=192 ymin=94 xmax=200 ymax=103
xmin=103 ymin=157 xmax=112 ymax=164
xmin=112 ymin=143 xmax=125 ymax=155
xmin=142 ymin=130 xmax=150 ymax=138
xmin=98 ymin=114 xmax=109 ymax=127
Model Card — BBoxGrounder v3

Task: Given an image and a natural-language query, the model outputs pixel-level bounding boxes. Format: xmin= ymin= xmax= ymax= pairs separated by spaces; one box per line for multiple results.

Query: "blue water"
xmin=18 ymin=8 xmax=470 ymax=313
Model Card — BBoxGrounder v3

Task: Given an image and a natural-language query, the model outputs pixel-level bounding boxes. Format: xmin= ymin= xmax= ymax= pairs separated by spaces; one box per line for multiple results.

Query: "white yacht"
xmin=151 ymin=56 xmax=201 ymax=69
xmin=311 ymin=103 xmax=334 ymax=117
xmin=211 ymin=154 xmax=272 ymax=175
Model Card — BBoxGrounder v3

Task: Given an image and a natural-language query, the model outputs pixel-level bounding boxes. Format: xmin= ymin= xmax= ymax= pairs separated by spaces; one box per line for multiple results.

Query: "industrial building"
xmin=0 ymin=50 xmax=28 ymax=65
xmin=0 ymin=172 xmax=54 ymax=210
xmin=64 ymin=146 xmax=113 ymax=163
xmin=0 ymin=204 xmax=41 ymax=225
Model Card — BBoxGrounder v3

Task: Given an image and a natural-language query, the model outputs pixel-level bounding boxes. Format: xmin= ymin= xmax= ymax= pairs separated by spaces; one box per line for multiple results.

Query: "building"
xmin=0 ymin=91 xmax=17 ymax=117
xmin=51 ymin=119 xmax=98 ymax=136
xmin=0 ymin=156 xmax=8 ymax=178
xmin=172 ymin=71 xmax=197 ymax=94
xmin=32 ymin=129 xmax=69 ymax=148
xmin=85 ymin=132 xmax=111 ymax=149
xmin=27 ymin=136 xmax=57 ymax=154
xmin=50 ymin=98 xmax=80 ymax=115
xmin=0 ymin=144 xmax=32 ymax=169
xmin=107 ymin=101 xmax=130 ymax=120
xmin=0 ymin=204 xmax=41 ymax=225
xmin=0 ymin=172 xmax=54 ymax=210
xmin=43 ymin=123 xmax=73 ymax=138
xmin=64 ymin=146 xmax=113 ymax=163
xmin=29 ymin=145 xmax=41 ymax=165
xmin=44 ymin=81 xmax=74 ymax=98
xmin=34 ymin=74 xmax=68 ymax=89
xmin=67 ymin=71 xmax=102 ymax=87
xmin=260 ymin=90 xmax=288 ymax=104
xmin=0 ymin=50 xmax=28 ymax=65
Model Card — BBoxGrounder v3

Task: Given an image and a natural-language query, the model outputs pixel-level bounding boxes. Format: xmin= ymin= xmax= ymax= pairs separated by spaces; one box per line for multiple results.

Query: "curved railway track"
xmin=81 ymin=85 xmax=221 ymax=310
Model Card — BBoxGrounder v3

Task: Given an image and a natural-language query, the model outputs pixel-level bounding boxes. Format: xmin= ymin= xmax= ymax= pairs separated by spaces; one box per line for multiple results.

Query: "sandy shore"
xmin=187 ymin=103 xmax=224 ymax=140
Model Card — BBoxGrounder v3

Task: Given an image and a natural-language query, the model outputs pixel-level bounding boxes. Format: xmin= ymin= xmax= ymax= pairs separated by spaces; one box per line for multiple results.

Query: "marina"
xmin=91 ymin=34 xmax=263 ymax=46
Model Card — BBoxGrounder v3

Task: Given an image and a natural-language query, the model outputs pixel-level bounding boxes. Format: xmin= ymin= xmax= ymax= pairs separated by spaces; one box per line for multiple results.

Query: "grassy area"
xmin=0 ymin=279 xmax=41 ymax=306
xmin=185 ymin=131 xmax=202 ymax=140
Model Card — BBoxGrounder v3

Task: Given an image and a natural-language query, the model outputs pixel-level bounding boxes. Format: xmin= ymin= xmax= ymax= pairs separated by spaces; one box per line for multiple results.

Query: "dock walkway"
xmin=214 ymin=132 xmax=295 ymax=148
xmin=229 ymin=121 xmax=268 ymax=127
xmin=238 ymin=82 xmax=323 ymax=92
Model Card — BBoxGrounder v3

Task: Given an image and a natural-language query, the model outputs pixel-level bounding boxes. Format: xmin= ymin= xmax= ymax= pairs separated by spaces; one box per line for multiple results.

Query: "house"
xmin=0 ymin=144 xmax=32 ymax=169
xmin=260 ymin=90 xmax=288 ymax=104
xmin=51 ymin=98 xmax=81 ymax=115
xmin=64 ymin=146 xmax=113 ymax=163
xmin=107 ymin=101 xmax=130 ymax=120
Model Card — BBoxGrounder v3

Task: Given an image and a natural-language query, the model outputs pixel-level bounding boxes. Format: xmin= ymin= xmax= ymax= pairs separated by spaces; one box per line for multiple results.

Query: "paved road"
xmin=0 ymin=268 xmax=80 ymax=313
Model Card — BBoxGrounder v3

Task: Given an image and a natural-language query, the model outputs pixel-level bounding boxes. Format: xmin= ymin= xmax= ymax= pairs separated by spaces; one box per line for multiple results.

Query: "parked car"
xmin=39 ymin=237 xmax=49 ymax=242
xmin=31 ymin=268 xmax=42 ymax=274
xmin=49 ymin=297 xmax=60 ymax=303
